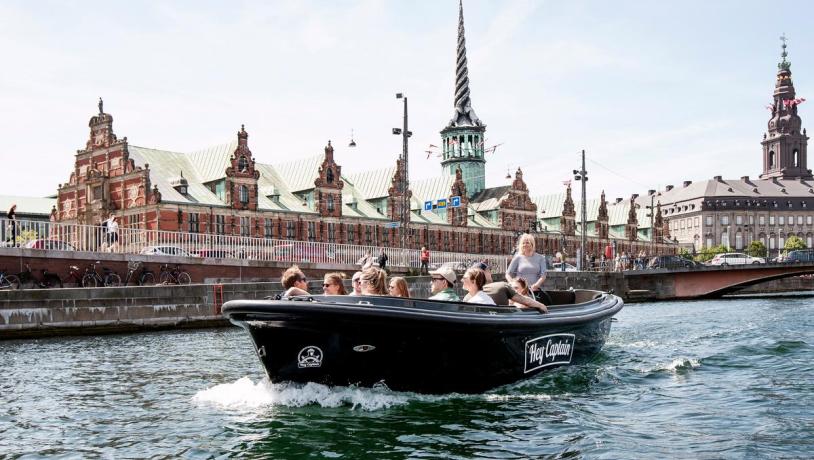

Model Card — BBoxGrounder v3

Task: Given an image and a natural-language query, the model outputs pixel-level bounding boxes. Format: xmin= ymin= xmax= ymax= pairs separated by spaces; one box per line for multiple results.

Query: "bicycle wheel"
xmin=2 ymin=275 xmax=20 ymax=290
xmin=159 ymin=271 xmax=174 ymax=285
xmin=140 ymin=272 xmax=155 ymax=286
xmin=177 ymin=271 xmax=191 ymax=285
xmin=82 ymin=274 xmax=98 ymax=288
xmin=105 ymin=273 xmax=121 ymax=287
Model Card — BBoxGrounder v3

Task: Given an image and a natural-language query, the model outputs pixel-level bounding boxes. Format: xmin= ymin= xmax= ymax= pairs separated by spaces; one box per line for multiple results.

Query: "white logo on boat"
xmin=297 ymin=346 xmax=323 ymax=368
xmin=353 ymin=344 xmax=376 ymax=352
xmin=524 ymin=334 xmax=575 ymax=373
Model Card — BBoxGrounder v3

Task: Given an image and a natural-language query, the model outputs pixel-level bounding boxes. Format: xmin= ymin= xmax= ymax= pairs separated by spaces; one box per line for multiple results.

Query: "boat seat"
xmin=547 ymin=290 xmax=576 ymax=306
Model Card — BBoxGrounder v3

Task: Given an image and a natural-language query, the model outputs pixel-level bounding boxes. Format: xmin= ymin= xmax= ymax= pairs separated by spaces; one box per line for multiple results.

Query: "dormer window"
xmin=326 ymin=168 xmax=334 ymax=184
xmin=238 ymin=155 xmax=249 ymax=173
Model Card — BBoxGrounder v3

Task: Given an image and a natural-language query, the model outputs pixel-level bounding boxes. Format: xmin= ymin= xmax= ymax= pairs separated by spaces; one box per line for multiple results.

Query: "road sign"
xmin=437 ymin=198 xmax=447 ymax=209
xmin=424 ymin=201 xmax=433 ymax=211
xmin=450 ymin=196 xmax=461 ymax=207
xmin=384 ymin=221 xmax=401 ymax=228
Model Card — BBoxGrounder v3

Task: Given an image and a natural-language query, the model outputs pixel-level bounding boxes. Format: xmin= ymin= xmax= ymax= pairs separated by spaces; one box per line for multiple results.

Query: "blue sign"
xmin=450 ymin=196 xmax=461 ymax=208
xmin=384 ymin=221 xmax=401 ymax=228
xmin=424 ymin=201 xmax=433 ymax=211
xmin=436 ymin=198 xmax=447 ymax=209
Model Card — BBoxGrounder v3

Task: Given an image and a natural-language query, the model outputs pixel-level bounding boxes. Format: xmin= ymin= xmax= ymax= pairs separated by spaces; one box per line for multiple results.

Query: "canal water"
xmin=1 ymin=294 xmax=812 ymax=458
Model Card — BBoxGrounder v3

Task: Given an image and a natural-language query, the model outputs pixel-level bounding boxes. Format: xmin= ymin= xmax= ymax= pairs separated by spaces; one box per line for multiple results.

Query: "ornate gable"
xmin=560 ymin=184 xmax=576 ymax=236
xmin=314 ymin=141 xmax=344 ymax=217
xmin=387 ymin=157 xmax=412 ymax=222
xmin=625 ymin=195 xmax=639 ymax=241
xmin=225 ymin=125 xmax=260 ymax=210
xmin=499 ymin=168 xmax=537 ymax=232
xmin=596 ymin=190 xmax=609 ymax=239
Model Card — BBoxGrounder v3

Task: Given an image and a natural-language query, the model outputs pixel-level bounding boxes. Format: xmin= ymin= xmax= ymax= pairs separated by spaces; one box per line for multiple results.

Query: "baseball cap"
xmin=429 ymin=266 xmax=457 ymax=284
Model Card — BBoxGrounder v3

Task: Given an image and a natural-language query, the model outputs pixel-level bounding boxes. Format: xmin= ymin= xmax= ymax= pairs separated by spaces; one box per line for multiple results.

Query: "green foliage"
xmin=783 ymin=235 xmax=807 ymax=253
xmin=678 ymin=247 xmax=694 ymax=260
xmin=746 ymin=240 xmax=767 ymax=258
xmin=695 ymin=245 xmax=730 ymax=262
xmin=16 ymin=229 xmax=38 ymax=244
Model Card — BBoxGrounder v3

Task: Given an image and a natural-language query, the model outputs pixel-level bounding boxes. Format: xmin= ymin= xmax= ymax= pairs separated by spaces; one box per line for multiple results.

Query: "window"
xmin=286 ymin=221 xmax=296 ymax=240
xmin=735 ymin=232 xmax=743 ymax=250
xmin=769 ymin=216 xmax=776 ymax=225
xmin=264 ymin=219 xmax=272 ymax=238
xmin=327 ymin=195 xmax=334 ymax=212
xmin=307 ymin=221 xmax=316 ymax=242
xmin=238 ymin=155 xmax=249 ymax=172
xmin=241 ymin=217 xmax=250 ymax=237
xmin=92 ymin=186 xmax=103 ymax=201
xmin=759 ymin=215 xmax=766 ymax=225
xmin=694 ymin=217 xmax=700 ymax=227
xmin=721 ymin=215 xmax=729 ymax=225
xmin=705 ymin=216 xmax=713 ymax=226
xmin=779 ymin=234 xmax=785 ymax=248
xmin=808 ymin=235 xmax=813 ymax=247
xmin=365 ymin=225 xmax=373 ymax=245
xmin=326 ymin=168 xmax=334 ymax=184
xmin=706 ymin=237 xmax=713 ymax=248
xmin=769 ymin=235 xmax=776 ymax=249
xmin=735 ymin=215 xmax=743 ymax=225
xmin=239 ymin=185 xmax=249 ymax=205
xmin=327 ymin=223 xmax=336 ymax=243
xmin=189 ymin=213 xmax=199 ymax=233
xmin=779 ymin=216 xmax=785 ymax=226
xmin=769 ymin=151 xmax=776 ymax=168
xmin=347 ymin=224 xmax=356 ymax=244
xmin=808 ymin=216 xmax=813 ymax=225
xmin=749 ymin=215 xmax=754 ymax=225
xmin=721 ymin=232 xmax=730 ymax=248
xmin=798 ymin=215 xmax=804 ymax=225
xmin=216 ymin=215 xmax=226 ymax=235
xmin=382 ymin=226 xmax=389 ymax=245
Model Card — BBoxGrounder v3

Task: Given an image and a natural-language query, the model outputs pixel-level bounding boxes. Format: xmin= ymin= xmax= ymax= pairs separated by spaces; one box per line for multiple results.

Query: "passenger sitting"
xmin=360 ymin=267 xmax=388 ymax=295
xmin=281 ymin=265 xmax=309 ymax=297
xmin=322 ymin=272 xmax=348 ymax=295
xmin=510 ymin=278 xmax=532 ymax=298
xmin=428 ymin=266 xmax=460 ymax=301
xmin=462 ymin=268 xmax=496 ymax=305
xmin=483 ymin=281 xmax=548 ymax=314
xmin=388 ymin=276 xmax=410 ymax=298
xmin=349 ymin=271 xmax=363 ymax=296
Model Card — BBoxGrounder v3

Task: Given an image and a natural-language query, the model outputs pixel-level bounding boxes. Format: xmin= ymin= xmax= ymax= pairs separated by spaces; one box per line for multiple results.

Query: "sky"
xmin=2 ymin=0 xmax=813 ymax=207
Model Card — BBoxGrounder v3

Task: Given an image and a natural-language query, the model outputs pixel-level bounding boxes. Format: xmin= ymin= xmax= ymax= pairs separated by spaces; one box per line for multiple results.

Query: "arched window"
xmin=239 ymin=185 xmax=249 ymax=205
xmin=238 ymin=155 xmax=249 ymax=172
xmin=769 ymin=234 xmax=776 ymax=250
xmin=793 ymin=149 xmax=799 ymax=167
xmin=326 ymin=168 xmax=334 ymax=184
xmin=779 ymin=233 xmax=785 ymax=249
xmin=807 ymin=233 xmax=813 ymax=248
xmin=769 ymin=151 xmax=776 ymax=169
xmin=735 ymin=232 xmax=743 ymax=250
xmin=327 ymin=195 xmax=334 ymax=212
xmin=721 ymin=231 xmax=730 ymax=249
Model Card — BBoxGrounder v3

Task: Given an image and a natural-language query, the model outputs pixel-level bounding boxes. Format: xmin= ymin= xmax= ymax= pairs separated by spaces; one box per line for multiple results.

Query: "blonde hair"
xmin=323 ymin=272 xmax=348 ymax=295
xmin=360 ymin=267 xmax=388 ymax=295
xmin=516 ymin=233 xmax=536 ymax=255
xmin=389 ymin=276 xmax=410 ymax=298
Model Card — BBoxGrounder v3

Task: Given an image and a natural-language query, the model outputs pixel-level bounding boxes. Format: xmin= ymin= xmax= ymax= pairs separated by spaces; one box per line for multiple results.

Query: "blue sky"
xmin=1 ymin=0 xmax=812 ymax=206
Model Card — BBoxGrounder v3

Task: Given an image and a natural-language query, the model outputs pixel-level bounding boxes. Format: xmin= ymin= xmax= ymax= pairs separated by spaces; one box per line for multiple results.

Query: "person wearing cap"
xmin=428 ymin=266 xmax=460 ymax=301
xmin=349 ymin=271 xmax=363 ymax=296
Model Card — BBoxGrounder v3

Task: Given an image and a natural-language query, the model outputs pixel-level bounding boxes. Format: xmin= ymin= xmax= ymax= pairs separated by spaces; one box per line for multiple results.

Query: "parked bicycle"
xmin=15 ymin=264 xmax=63 ymax=289
xmin=159 ymin=264 xmax=191 ymax=285
xmin=64 ymin=265 xmax=84 ymax=287
xmin=123 ymin=261 xmax=155 ymax=286
xmin=0 ymin=269 xmax=20 ymax=290
xmin=82 ymin=261 xmax=121 ymax=287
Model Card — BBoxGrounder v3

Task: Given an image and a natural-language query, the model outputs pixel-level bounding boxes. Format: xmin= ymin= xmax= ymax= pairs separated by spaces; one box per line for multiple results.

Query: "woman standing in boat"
xmin=506 ymin=233 xmax=550 ymax=304
xmin=462 ymin=268 xmax=495 ymax=305
xmin=359 ymin=267 xmax=388 ymax=295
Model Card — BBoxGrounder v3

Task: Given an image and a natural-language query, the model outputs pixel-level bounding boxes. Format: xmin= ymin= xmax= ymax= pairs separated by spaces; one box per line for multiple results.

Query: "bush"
xmin=783 ymin=235 xmax=807 ymax=253
xmin=746 ymin=240 xmax=767 ymax=258
xmin=695 ymin=245 xmax=730 ymax=263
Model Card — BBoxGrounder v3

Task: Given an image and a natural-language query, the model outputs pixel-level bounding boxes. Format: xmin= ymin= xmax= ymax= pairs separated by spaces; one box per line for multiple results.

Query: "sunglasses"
xmin=322 ymin=283 xmax=334 ymax=288
xmin=352 ymin=279 xmax=361 ymax=284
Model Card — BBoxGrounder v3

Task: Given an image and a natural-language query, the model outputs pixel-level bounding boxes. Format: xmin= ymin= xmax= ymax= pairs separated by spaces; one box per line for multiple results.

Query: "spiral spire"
xmin=447 ymin=0 xmax=483 ymax=128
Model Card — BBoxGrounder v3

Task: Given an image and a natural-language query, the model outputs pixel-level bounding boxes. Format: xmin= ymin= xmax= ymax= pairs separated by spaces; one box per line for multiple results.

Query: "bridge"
xmin=624 ymin=262 xmax=814 ymax=300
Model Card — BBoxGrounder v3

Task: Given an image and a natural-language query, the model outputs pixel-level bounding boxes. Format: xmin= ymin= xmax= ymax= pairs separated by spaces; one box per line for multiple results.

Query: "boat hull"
xmin=224 ymin=292 xmax=622 ymax=394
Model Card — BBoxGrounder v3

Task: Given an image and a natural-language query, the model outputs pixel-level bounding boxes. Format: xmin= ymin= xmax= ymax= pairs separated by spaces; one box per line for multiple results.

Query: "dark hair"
xmin=512 ymin=277 xmax=530 ymax=295
xmin=463 ymin=268 xmax=487 ymax=290
xmin=323 ymin=272 xmax=348 ymax=295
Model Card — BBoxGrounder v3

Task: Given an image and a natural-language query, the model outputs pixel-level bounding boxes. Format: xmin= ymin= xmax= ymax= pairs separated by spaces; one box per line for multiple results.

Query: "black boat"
xmin=222 ymin=289 xmax=623 ymax=394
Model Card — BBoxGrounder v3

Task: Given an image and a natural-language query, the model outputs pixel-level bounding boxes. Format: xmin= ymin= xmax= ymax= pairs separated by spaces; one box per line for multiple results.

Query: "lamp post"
xmin=573 ymin=149 xmax=588 ymax=270
xmin=645 ymin=194 xmax=655 ymax=256
xmin=393 ymin=93 xmax=412 ymax=252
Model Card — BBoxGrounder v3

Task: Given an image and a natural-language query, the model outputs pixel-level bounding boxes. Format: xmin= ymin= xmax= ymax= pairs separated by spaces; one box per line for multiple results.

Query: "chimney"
xmin=648 ymin=189 xmax=656 ymax=196
xmin=632 ymin=193 xmax=639 ymax=200
xmin=683 ymin=180 xmax=692 ymax=187
xmin=665 ymin=185 xmax=674 ymax=191
xmin=615 ymin=197 xmax=623 ymax=204
xmin=741 ymin=176 xmax=750 ymax=182
xmin=714 ymin=175 xmax=723 ymax=182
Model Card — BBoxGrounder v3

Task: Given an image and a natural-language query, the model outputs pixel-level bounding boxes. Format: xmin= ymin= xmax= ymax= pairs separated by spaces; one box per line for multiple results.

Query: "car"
xmin=706 ymin=252 xmax=765 ymax=266
xmin=551 ymin=262 xmax=578 ymax=272
xmin=140 ymin=245 xmax=193 ymax=257
xmin=268 ymin=243 xmax=333 ymax=263
xmin=784 ymin=249 xmax=814 ymax=263
xmin=194 ymin=249 xmax=234 ymax=259
xmin=646 ymin=255 xmax=700 ymax=270
xmin=24 ymin=239 xmax=77 ymax=251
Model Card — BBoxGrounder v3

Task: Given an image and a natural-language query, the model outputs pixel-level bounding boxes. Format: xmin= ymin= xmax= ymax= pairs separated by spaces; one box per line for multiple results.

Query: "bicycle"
xmin=159 ymin=264 xmax=191 ymax=285
xmin=16 ymin=264 xmax=63 ymax=289
xmin=123 ymin=261 xmax=155 ymax=286
xmin=82 ymin=261 xmax=121 ymax=287
xmin=0 ymin=269 xmax=20 ymax=290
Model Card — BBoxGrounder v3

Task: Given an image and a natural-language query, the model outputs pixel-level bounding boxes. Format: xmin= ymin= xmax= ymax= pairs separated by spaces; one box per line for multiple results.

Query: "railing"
xmin=0 ymin=218 xmax=512 ymax=273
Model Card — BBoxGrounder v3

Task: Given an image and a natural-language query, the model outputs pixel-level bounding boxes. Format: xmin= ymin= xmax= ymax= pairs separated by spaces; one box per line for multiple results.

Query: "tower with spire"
xmin=760 ymin=35 xmax=812 ymax=180
xmin=440 ymin=0 xmax=487 ymax=197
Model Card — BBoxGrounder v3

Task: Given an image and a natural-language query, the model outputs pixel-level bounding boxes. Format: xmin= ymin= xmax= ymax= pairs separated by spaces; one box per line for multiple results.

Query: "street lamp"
xmin=573 ymin=150 xmax=588 ymax=270
xmin=393 ymin=93 xmax=412 ymax=250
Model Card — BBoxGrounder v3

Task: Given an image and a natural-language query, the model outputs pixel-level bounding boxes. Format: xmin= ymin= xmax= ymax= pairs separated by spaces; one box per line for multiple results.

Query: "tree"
xmin=746 ymin=240 xmax=767 ymax=258
xmin=783 ymin=235 xmax=807 ymax=253
xmin=695 ymin=244 xmax=730 ymax=262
